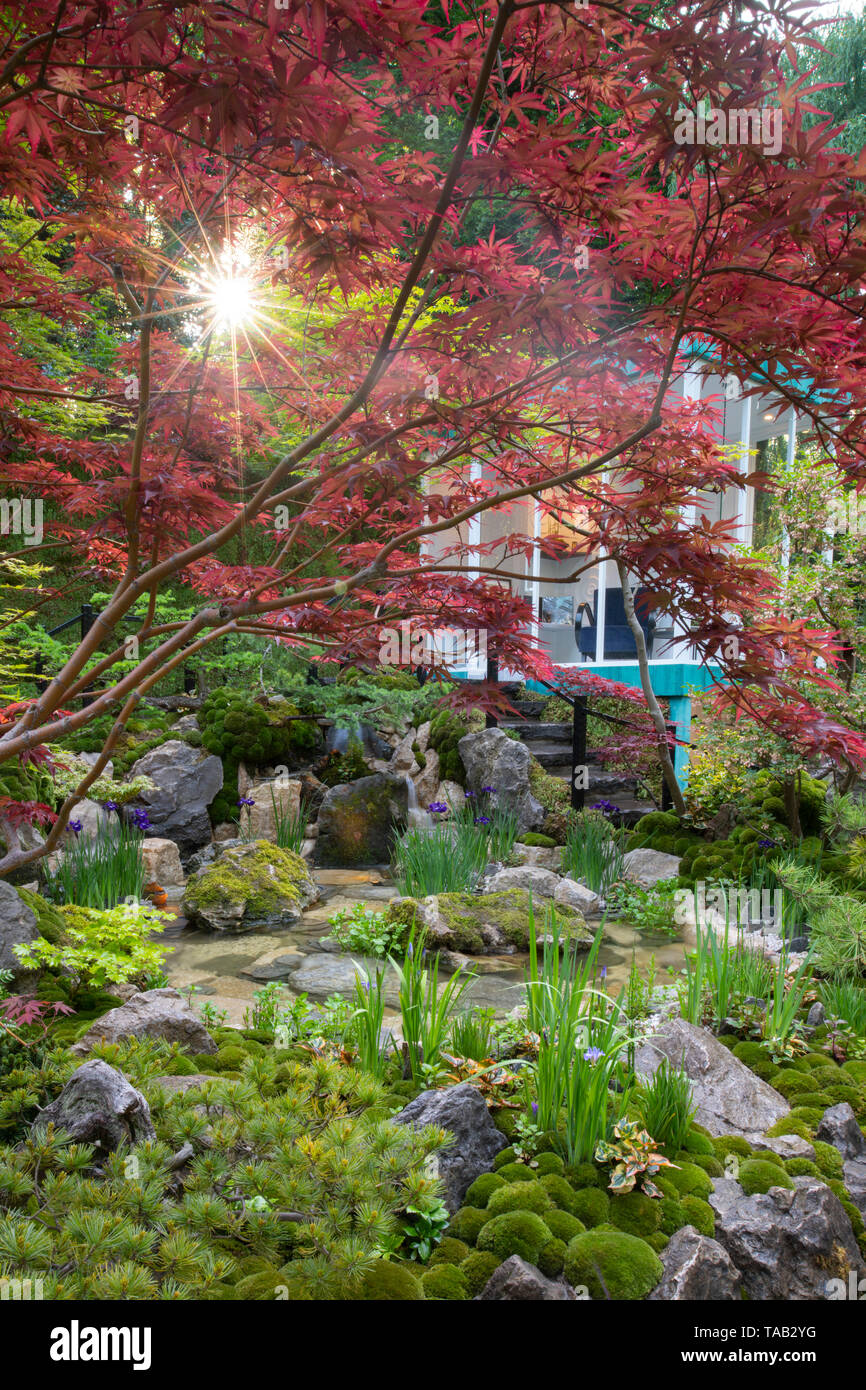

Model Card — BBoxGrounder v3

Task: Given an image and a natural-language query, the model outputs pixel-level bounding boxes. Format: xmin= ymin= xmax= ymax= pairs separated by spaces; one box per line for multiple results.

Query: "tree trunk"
xmin=616 ymin=561 xmax=687 ymax=818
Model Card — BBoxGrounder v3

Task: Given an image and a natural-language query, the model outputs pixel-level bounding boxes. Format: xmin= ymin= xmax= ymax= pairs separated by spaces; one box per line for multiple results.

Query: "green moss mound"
xmin=681 ymin=1195 xmax=715 ymax=1236
xmin=537 ymin=1238 xmax=567 ymax=1278
xmin=429 ymin=1237 xmax=469 ymax=1266
xmin=544 ymin=1210 xmax=585 ymax=1243
xmin=538 ymin=1174 xmax=579 ymax=1214
xmin=660 ymin=1194 xmax=687 ymax=1236
xmin=665 ymin=1161 xmax=713 ymax=1197
xmin=464 ymin=1172 xmax=506 ymax=1208
xmin=477 ymin=1211 xmax=552 ymax=1264
xmin=16 ymin=888 xmax=68 ymax=944
xmin=608 ymin=1190 xmax=662 ymax=1238
xmin=812 ymin=1140 xmax=844 ymax=1181
xmin=419 ymin=1264 xmax=469 ymax=1300
xmin=571 ymin=1186 xmax=610 ymax=1227
xmin=737 ymin=1159 xmax=795 ymax=1196
xmin=534 ymin=1152 xmax=565 ymax=1176
xmin=563 ymin=1230 xmax=663 ymax=1301
xmin=445 ymin=1207 xmax=488 ymax=1246
xmin=565 ymin=1161 xmax=603 ymax=1189
xmin=495 ymin=1161 xmax=538 ymax=1183
xmin=681 ymin=1129 xmax=715 ymax=1156
xmin=784 ymin=1158 xmax=823 ymax=1180
xmin=461 ymin=1250 xmax=501 ymax=1296
xmin=486 ymin=1181 xmax=553 ymax=1217
xmin=712 ymin=1135 xmax=752 ymax=1162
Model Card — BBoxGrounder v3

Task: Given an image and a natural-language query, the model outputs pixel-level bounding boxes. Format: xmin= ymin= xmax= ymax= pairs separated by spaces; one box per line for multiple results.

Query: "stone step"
xmin=500 ymin=720 xmax=572 ymax=741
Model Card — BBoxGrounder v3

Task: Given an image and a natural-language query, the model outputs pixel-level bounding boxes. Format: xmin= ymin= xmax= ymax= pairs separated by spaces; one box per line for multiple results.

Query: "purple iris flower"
xmin=758 ymin=838 xmax=777 ymax=849
xmin=474 ymin=815 xmax=491 ymax=826
xmin=583 ymin=1047 xmax=603 ymax=1064
xmin=531 ymin=1101 xmax=538 ymax=1116
xmin=237 ymin=796 xmax=255 ymax=808
xmin=590 ymin=800 xmax=620 ymax=816
xmin=130 ymin=807 xmax=152 ymax=831
xmin=481 ymin=786 xmax=496 ymax=794
xmin=68 ymin=819 xmax=82 ymax=834
xmin=428 ymin=801 xmax=448 ymax=814
xmin=464 ymin=790 xmax=475 ymax=798
xmin=104 ymin=800 xmax=119 ymax=814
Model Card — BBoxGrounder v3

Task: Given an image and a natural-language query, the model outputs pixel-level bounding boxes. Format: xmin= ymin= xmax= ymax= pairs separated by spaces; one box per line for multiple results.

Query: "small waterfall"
xmin=404 ymin=774 xmax=433 ymax=830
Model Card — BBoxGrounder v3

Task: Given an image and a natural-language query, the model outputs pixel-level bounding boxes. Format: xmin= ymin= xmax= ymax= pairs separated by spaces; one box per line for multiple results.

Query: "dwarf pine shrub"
xmin=0 ymin=1036 xmax=445 ymax=1300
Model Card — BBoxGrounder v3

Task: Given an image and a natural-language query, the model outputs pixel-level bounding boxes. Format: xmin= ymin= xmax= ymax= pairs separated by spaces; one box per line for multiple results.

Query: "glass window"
xmin=752 ymin=434 xmax=788 ymax=550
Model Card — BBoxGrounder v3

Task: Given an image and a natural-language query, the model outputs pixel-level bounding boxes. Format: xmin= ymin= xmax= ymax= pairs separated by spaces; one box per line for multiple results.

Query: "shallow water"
xmin=157 ymin=868 xmax=688 ymax=1027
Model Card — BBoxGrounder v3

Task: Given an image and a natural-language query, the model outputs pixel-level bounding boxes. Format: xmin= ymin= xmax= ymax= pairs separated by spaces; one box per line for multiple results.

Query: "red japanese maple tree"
xmin=1 ymin=0 xmax=866 ymax=871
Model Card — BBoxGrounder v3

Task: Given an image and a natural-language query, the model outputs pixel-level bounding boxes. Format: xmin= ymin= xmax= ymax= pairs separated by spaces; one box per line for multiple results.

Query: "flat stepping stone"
xmin=240 ymin=954 xmax=304 ymax=981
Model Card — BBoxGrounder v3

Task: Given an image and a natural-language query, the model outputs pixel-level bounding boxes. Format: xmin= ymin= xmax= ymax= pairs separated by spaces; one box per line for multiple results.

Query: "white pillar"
xmin=594 ymin=549 xmax=607 ymax=665
xmin=737 ymin=392 xmax=753 ymax=541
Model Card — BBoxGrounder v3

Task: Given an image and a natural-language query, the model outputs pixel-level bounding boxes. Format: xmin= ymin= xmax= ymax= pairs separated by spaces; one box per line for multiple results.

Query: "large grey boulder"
xmin=817 ymin=1103 xmax=866 ymax=1223
xmin=71 ymin=988 xmax=217 ymax=1055
xmin=555 ymin=877 xmax=601 ymax=914
xmin=315 ymin=773 xmax=409 ymax=867
xmin=709 ymin=1177 xmax=866 ymax=1300
xmin=634 ymin=1017 xmax=789 ymax=1142
xmin=458 ymin=729 xmax=543 ymax=834
xmin=182 ymin=840 xmax=318 ymax=932
xmin=393 ymin=1082 xmax=507 ymax=1212
xmin=288 ymin=952 xmax=398 ymax=1003
xmin=33 ymin=1059 xmax=156 ymax=1152
xmin=484 ymin=865 xmax=561 ymax=898
xmin=816 ymin=1103 xmax=866 ymax=1162
xmin=647 ymin=1226 xmax=742 ymax=1301
xmin=0 ymin=881 xmax=40 ymax=986
xmin=477 ymin=1256 xmax=577 ymax=1301
xmin=128 ymin=740 xmax=223 ymax=857
xmin=622 ymin=847 xmax=681 ymax=887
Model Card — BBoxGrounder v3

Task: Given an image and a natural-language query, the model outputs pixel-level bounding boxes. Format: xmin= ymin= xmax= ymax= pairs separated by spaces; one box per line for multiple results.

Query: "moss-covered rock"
xmin=422 ymin=887 xmax=591 ymax=954
xmin=15 ymin=888 xmax=68 ymax=944
xmin=358 ymin=1261 xmax=425 ymax=1300
xmin=563 ymin=1229 xmax=663 ymax=1300
xmin=182 ymin=840 xmax=318 ymax=932
xmin=659 ymin=1194 xmax=687 ymax=1236
xmin=477 ymin=1211 xmax=552 ymax=1263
